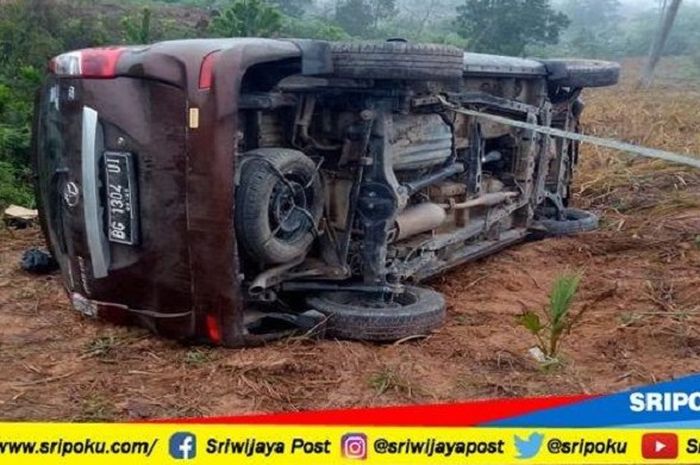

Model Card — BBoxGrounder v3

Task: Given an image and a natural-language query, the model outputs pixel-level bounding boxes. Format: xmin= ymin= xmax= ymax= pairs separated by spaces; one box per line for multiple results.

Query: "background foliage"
xmin=455 ymin=0 xmax=570 ymax=56
xmin=1 ymin=0 xmax=699 ymax=209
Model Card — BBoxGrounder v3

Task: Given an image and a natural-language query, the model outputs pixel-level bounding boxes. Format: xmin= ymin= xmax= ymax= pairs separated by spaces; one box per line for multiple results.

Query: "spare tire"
xmin=330 ymin=41 xmax=464 ymax=81
xmin=235 ymin=148 xmax=323 ymax=265
xmin=542 ymin=59 xmax=620 ymax=88
xmin=306 ymin=286 xmax=446 ymax=341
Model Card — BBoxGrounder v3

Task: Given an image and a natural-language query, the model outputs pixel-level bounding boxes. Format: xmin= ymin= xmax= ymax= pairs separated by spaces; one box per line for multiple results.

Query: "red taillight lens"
xmin=49 ymin=47 xmax=125 ymax=78
xmin=199 ymin=51 xmax=219 ymax=90
xmin=80 ymin=47 xmax=125 ymax=78
xmin=205 ymin=314 xmax=222 ymax=344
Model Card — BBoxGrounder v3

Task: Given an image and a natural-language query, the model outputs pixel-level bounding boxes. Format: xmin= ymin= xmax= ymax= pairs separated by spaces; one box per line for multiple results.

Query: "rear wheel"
xmin=306 ymin=286 xmax=446 ymax=341
xmin=330 ymin=41 xmax=464 ymax=81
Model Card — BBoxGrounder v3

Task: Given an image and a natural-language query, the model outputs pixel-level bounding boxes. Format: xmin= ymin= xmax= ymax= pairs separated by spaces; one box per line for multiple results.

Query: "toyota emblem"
xmin=63 ymin=181 xmax=80 ymax=208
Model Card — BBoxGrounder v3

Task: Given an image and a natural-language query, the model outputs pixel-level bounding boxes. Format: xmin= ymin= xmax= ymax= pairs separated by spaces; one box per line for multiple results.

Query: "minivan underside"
xmin=228 ymin=43 xmax=615 ymax=341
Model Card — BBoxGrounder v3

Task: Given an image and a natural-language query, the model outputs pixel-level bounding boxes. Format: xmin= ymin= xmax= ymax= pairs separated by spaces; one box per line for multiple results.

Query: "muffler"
xmin=393 ymin=203 xmax=446 ymax=242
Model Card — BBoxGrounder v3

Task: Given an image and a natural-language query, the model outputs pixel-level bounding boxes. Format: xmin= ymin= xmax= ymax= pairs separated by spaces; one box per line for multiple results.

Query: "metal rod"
xmin=439 ymin=191 xmax=518 ymax=210
xmin=340 ymin=111 xmax=375 ymax=261
xmin=402 ymin=162 xmax=465 ymax=195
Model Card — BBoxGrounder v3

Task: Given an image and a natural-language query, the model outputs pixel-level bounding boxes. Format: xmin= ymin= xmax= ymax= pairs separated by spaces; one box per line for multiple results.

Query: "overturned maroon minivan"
xmin=33 ymin=39 xmax=619 ymax=345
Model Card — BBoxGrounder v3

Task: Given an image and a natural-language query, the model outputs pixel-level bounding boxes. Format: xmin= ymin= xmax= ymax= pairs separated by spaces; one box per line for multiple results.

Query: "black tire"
xmin=235 ymin=148 xmax=323 ymax=265
xmin=306 ymin=286 xmax=446 ymax=341
xmin=330 ymin=41 xmax=464 ymax=81
xmin=542 ymin=59 xmax=620 ymax=88
xmin=538 ymin=208 xmax=599 ymax=236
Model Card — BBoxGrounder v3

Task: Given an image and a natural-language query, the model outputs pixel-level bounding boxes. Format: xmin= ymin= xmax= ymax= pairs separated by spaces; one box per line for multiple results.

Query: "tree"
xmin=368 ymin=0 xmax=396 ymax=29
xmin=122 ymin=8 xmax=152 ymax=44
xmin=455 ymin=0 xmax=569 ymax=56
xmin=0 ymin=0 xmax=111 ymax=207
xmin=335 ymin=0 xmax=373 ymax=36
xmin=270 ymin=0 xmax=312 ymax=18
xmin=283 ymin=16 xmax=349 ymax=40
xmin=210 ymin=0 xmax=283 ymax=37
xmin=639 ymin=0 xmax=682 ymax=87
xmin=335 ymin=0 xmax=395 ymax=37
xmin=561 ymin=0 xmax=621 ymax=58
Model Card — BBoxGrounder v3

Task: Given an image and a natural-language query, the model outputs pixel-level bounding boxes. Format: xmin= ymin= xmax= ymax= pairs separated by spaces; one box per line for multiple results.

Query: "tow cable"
xmin=437 ymin=95 xmax=700 ymax=169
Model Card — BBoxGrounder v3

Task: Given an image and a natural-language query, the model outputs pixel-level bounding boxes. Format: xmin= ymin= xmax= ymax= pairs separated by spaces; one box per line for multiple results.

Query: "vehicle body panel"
xmin=34 ymin=39 xmax=305 ymax=344
xmin=36 ymin=76 xmax=193 ymax=335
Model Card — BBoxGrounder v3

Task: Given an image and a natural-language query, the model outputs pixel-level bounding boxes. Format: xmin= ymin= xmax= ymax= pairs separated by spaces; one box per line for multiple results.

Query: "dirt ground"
xmin=1 ymin=58 xmax=699 ymax=421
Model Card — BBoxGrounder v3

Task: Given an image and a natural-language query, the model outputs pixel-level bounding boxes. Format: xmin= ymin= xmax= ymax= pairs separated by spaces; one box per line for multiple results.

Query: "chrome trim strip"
xmin=81 ymin=106 xmax=110 ymax=278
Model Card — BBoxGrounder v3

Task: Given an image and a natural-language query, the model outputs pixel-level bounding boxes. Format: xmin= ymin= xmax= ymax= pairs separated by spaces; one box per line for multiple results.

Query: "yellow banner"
xmin=0 ymin=423 xmax=699 ymax=464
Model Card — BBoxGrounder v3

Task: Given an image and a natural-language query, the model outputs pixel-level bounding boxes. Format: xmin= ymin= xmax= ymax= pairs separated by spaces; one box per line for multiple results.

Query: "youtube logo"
xmin=642 ymin=433 xmax=678 ymax=459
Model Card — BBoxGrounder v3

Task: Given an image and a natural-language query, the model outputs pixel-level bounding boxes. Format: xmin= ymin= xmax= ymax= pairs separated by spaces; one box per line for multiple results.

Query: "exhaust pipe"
xmin=393 ymin=203 xmax=446 ymax=242
xmin=439 ymin=191 xmax=518 ymax=210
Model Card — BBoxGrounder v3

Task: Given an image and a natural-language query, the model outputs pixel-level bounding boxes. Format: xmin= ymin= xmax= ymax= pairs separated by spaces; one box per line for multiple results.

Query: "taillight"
xmin=198 ymin=51 xmax=219 ymax=90
xmin=205 ymin=314 xmax=222 ymax=344
xmin=49 ymin=47 xmax=126 ymax=78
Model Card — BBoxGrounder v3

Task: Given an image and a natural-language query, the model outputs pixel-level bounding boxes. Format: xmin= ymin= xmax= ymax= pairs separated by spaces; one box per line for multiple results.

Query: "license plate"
xmin=104 ymin=151 xmax=139 ymax=245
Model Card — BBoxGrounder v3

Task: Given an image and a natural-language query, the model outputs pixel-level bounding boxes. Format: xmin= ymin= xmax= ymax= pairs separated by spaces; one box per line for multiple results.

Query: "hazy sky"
xmin=618 ymin=0 xmax=699 ymax=4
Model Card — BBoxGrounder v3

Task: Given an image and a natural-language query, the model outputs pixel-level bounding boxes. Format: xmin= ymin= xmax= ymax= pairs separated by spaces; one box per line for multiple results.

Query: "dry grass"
xmin=577 ymin=58 xmax=700 ymax=220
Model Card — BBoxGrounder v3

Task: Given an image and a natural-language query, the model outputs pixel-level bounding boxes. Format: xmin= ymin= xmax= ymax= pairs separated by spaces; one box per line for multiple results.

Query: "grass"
xmin=183 ymin=349 xmax=212 ymax=365
xmin=578 ymin=57 xmax=700 ymax=198
xmin=369 ymin=367 xmax=422 ymax=398
xmin=0 ymin=161 xmax=34 ymax=210
xmin=573 ymin=56 xmax=700 ymax=259
xmin=84 ymin=336 xmax=119 ymax=358
xmin=78 ymin=393 xmax=115 ymax=421
xmin=673 ymin=55 xmax=700 ymax=82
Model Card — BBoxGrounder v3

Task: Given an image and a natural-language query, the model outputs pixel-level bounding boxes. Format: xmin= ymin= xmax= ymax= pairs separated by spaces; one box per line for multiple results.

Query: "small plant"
xmin=369 ymin=367 xmax=419 ymax=398
xmin=517 ymin=273 xmax=584 ymax=365
xmin=184 ymin=349 xmax=211 ymax=365
xmin=79 ymin=394 xmax=115 ymax=421
xmin=84 ymin=336 xmax=118 ymax=358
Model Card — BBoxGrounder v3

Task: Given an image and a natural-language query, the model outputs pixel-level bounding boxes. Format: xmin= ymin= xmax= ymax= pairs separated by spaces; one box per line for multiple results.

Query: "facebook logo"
xmin=169 ymin=432 xmax=197 ymax=460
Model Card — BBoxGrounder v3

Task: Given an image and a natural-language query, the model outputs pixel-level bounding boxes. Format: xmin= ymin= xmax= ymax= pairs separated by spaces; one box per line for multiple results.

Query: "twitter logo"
xmin=514 ymin=432 xmax=545 ymax=459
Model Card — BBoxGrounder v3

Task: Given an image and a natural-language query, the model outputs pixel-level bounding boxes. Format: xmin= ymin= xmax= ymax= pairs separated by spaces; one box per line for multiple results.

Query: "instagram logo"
xmin=341 ymin=433 xmax=368 ymax=460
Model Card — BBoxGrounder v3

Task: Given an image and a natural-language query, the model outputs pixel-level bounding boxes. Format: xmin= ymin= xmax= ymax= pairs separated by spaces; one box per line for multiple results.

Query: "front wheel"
xmin=306 ymin=286 xmax=446 ymax=341
xmin=536 ymin=208 xmax=599 ymax=236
